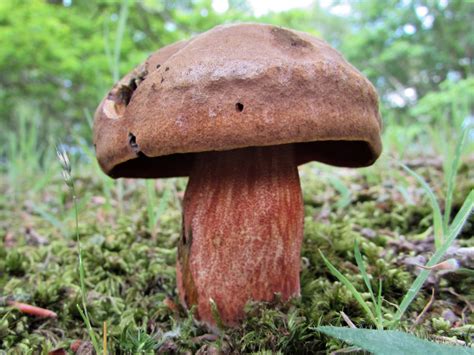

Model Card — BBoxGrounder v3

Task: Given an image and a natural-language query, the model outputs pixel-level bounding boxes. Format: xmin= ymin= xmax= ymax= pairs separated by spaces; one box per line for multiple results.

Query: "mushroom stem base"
xmin=177 ymin=145 xmax=304 ymax=327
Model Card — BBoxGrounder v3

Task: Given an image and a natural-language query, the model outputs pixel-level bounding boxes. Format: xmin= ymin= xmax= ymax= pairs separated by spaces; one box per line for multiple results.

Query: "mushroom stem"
xmin=177 ymin=145 xmax=304 ymax=327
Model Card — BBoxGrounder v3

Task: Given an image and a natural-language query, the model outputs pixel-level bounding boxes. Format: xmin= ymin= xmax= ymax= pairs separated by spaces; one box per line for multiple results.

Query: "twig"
xmin=432 ymin=335 xmax=467 ymax=346
xmin=103 ymin=321 xmax=107 ymax=355
xmin=340 ymin=311 xmax=357 ymax=329
xmin=412 ymin=288 xmax=435 ymax=329
xmin=415 ymin=258 xmax=459 ymax=272
xmin=8 ymin=301 xmax=57 ymax=318
xmin=330 ymin=346 xmax=363 ymax=354
xmin=442 ymin=287 xmax=473 ymax=312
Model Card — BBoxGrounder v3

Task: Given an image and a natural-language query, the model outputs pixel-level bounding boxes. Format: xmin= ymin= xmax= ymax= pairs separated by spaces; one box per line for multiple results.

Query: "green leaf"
xmin=317 ymin=327 xmax=474 ymax=355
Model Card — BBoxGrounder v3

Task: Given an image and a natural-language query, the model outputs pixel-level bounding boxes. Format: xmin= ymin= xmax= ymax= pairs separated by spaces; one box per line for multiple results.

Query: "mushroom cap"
xmin=93 ymin=23 xmax=382 ymax=178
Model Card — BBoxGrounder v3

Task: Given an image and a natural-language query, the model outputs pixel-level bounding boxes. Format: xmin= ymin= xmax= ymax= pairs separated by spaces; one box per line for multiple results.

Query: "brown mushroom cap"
xmin=93 ymin=23 xmax=382 ymax=178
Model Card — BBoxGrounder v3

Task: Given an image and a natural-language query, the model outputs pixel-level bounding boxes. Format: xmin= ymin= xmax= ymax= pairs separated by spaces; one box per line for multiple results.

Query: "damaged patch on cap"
xmin=271 ymin=27 xmax=312 ymax=49
xmin=102 ymin=65 xmax=149 ymax=119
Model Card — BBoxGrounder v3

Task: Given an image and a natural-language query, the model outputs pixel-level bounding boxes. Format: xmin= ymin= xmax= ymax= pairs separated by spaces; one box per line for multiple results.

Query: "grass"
xmin=400 ymin=162 xmax=446 ymax=249
xmin=56 ymin=145 xmax=102 ymax=353
xmin=4 ymin=112 xmax=55 ymax=203
xmin=443 ymin=125 xmax=470 ymax=232
xmin=394 ymin=189 xmax=473 ymax=322
xmin=3 ymin=117 xmax=473 ymax=352
xmin=1 ymin=79 xmax=473 ymax=352
xmin=1 ymin=147 xmax=472 ymax=351
xmin=320 ymin=180 xmax=473 ymax=330
xmin=319 ymin=249 xmax=382 ymax=329
xmin=146 ymin=181 xmax=172 ymax=239
xmin=318 ymin=122 xmax=473 ymax=334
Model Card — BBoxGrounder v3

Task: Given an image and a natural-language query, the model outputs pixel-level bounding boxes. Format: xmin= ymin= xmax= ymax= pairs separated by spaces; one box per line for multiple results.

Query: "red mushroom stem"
xmin=177 ymin=145 xmax=304 ymax=326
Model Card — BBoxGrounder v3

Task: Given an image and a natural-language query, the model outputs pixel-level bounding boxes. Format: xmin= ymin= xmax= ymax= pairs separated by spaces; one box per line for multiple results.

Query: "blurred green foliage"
xmin=0 ymin=0 xmax=472 ymax=140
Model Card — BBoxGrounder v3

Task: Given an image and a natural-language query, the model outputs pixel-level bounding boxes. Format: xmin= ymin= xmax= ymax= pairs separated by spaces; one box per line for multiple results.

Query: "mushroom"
xmin=93 ymin=23 xmax=382 ymax=327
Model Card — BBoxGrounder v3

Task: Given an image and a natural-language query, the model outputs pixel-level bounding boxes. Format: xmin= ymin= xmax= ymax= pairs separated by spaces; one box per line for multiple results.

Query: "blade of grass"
xmin=113 ymin=0 xmax=130 ymax=82
xmin=447 ymin=190 xmax=474 ymax=238
xmin=30 ymin=166 xmax=57 ymax=193
xmin=399 ymin=162 xmax=444 ymax=249
xmin=443 ymin=125 xmax=469 ymax=230
xmin=319 ymin=250 xmax=380 ymax=329
xmin=377 ymin=279 xmax=383 ymax=322
xmin=74 ymin=184 xmax=101 ymax=353
xmin=209 ymin=298 xmax=225 ymax=332
xmin=57 ymin=145 xmax=101 ymax=352
xmin=354 ymin=240 xmax=375 ymax=302
xmin=146 ymin=183 xmax=171 ymax=236
xmin=77 ymin=305 xmax=101 ymax=352
xmin=83 ymin=108 xmax=94 ymax=129
xmin=156 ymin=187 xmax=171 ymax=224
xmin=146 ymin=180 xmax=158 ymax=235
xmin=104 ymin=0 xmax=130 ymax=215
xmin=328 ymin=176 xmax=351 ymax=209
xmin=29 ymin=202 xmax=66 ymax=236
xmin=103 ymin=21 xmax=114 ymax=80
xmin=353 ymin=241 xmax=383 ymax=326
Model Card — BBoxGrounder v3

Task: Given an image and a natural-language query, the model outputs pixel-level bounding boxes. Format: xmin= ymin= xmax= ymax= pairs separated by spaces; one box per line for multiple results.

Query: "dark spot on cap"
xmin=128 ymin=132 xmax=142 ymax=156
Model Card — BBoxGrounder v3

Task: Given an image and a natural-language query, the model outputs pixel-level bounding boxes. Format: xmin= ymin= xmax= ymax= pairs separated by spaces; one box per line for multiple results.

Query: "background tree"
xmin=0 ymin=0 xmax=471 ymax=140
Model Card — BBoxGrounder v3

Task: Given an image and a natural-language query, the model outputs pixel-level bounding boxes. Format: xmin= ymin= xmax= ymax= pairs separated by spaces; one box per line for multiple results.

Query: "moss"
xmin=0 ymin=160 xmax=472 ymax=353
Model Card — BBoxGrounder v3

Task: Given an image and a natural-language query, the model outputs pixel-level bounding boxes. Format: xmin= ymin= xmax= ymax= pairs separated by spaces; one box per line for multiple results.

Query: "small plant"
xmin=117 ymin=325 xmax=159 ymax=353
xmin=56 ymin=145 xmax=102 ymax=353
xmin=319 ymin=241 xmax=384 ymax=330
xmin=4 ymin=112 xmax=56 ymax=202
xmin=442 ymin=124 xmax=470 ymax=233
xmin=319 ymin=125 xmax=473 ymax=330
xmin=399 ymin=124 xmax=470 ymax=250
xmin=394 ymin=123 xmax=473 ymax=323
xmin=320 ymin=179 xmax=473 ymax=330
xmin=393 ymin=189 xmax=473 ymax=324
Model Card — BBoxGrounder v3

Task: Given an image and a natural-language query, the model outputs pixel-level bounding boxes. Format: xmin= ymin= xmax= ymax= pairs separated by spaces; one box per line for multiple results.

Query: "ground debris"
xmin=1 ymin=156 xmax=472 ymax=353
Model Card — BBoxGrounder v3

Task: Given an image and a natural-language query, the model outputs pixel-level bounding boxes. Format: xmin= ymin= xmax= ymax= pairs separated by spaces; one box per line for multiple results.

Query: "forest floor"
xmin=0 ymin=152 xmax=473 ymax=354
